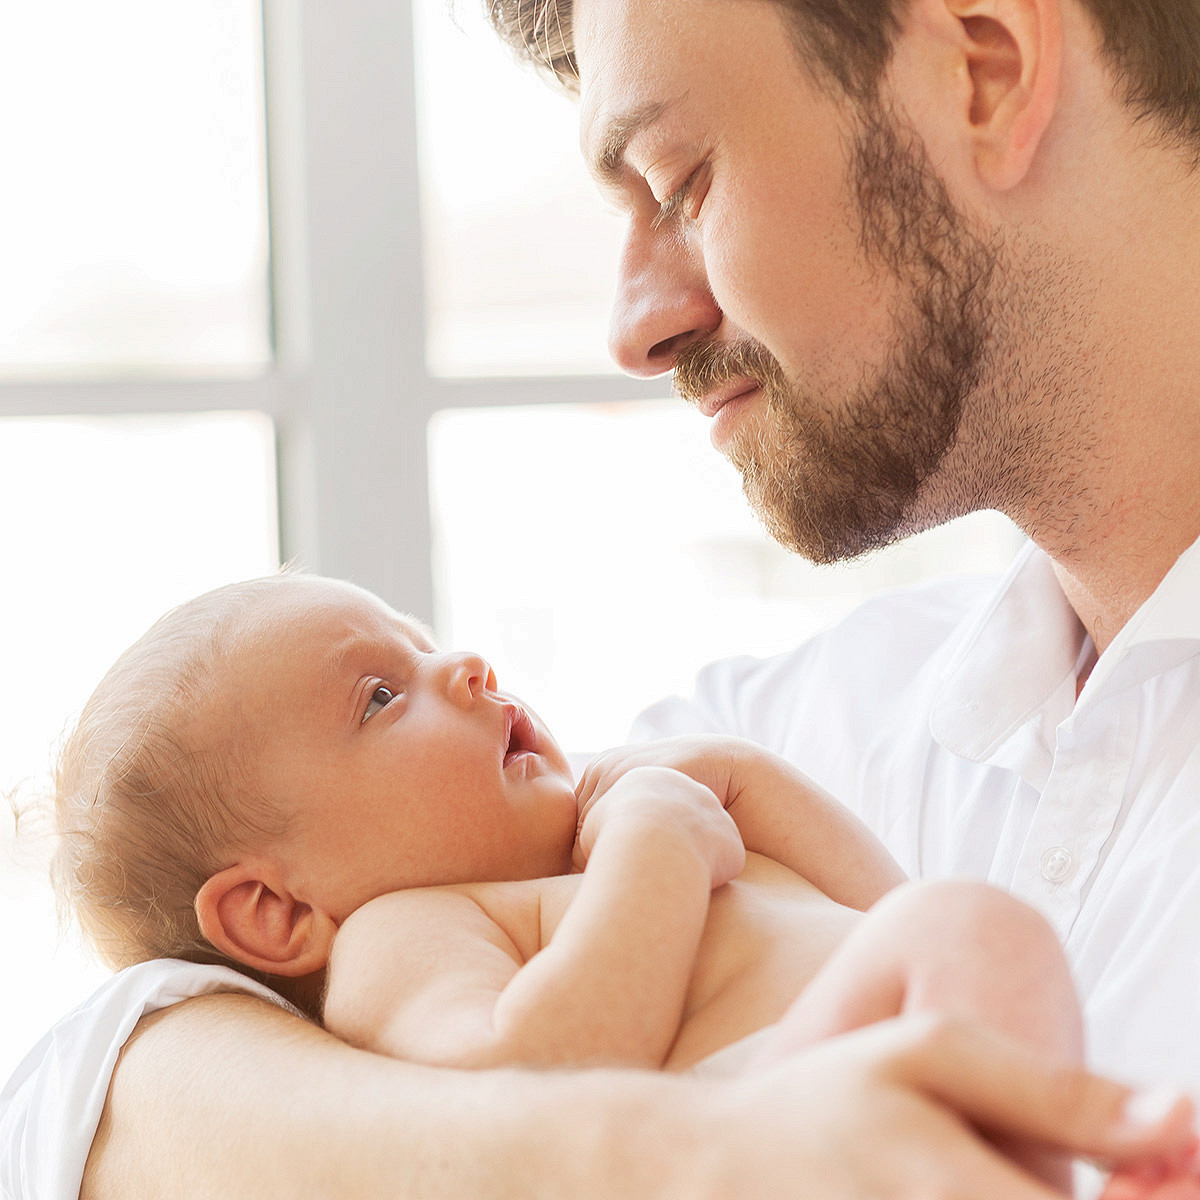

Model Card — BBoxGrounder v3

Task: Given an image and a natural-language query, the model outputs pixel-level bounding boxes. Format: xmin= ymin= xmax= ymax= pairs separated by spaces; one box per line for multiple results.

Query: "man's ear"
xmin=195 ymin=861 xmax=338 ymax=977
xmin=946 ymin=0 xmax=1063 ymax=190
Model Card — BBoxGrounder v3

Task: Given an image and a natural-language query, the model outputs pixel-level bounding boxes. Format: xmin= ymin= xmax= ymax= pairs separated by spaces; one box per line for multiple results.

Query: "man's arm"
xmin=82 ymin=992 xmax=660 ymax=1200
xmin=577 ymin=736 xmax=905 ymax=909
xmin=325 ymin=766 xmax=743 ymax=1070
xmin=81 ymin=994 xmax=1198 ymax=1200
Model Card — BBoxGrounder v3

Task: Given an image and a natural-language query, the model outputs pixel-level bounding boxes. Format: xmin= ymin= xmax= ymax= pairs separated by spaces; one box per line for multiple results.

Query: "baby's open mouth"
xmin=503 ymin=704 xmax=538 ymax=765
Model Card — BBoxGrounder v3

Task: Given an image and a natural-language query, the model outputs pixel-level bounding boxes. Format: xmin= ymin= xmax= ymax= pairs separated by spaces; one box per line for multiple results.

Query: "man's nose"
xmin=444 ymin=651 xmax=497 ymax=704
xmin=608 ymin=221 xmax=721 ymax=377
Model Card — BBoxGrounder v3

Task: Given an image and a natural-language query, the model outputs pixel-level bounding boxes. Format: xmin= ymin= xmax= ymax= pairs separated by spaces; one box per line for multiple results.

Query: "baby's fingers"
xmin=1101 ymin=1171 xmax=1200 ymax=1200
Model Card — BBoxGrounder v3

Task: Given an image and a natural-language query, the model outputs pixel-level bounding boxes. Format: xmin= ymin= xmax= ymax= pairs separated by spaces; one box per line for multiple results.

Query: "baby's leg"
xmin=762 ymin=879 xmax=1082 ymax=1062
xmin=758 ymin=879 xmax=1082 ymax=1190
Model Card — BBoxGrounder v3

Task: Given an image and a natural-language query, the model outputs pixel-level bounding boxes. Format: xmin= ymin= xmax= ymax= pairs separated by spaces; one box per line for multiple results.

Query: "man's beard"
xmin=673 ymin=102 xmax=1003 ymax=564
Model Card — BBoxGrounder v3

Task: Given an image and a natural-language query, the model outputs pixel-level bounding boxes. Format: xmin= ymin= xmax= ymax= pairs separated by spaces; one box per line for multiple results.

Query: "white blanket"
xmin=0 ymin=960 xmax=294 ymax=1200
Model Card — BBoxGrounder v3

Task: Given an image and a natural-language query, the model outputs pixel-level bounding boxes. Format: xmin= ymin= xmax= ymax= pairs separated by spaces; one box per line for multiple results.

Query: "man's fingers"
xmin=937 ymin=1130 xmax=1067 ymax=1200
xmin=881 ymin=1014 xmax=1196 ymax=1165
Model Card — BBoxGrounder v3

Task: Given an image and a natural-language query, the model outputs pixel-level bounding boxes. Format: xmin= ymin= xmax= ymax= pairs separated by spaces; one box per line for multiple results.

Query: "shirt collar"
xmin=931 ymin=531 xmax=1200 ymax=770
xmin=930 ymin=541 xmax=1084 ymax=768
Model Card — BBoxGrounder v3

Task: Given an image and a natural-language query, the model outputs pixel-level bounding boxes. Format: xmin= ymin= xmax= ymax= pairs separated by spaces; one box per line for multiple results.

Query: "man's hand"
xmin=686 ymin=1014 xmax=1200 ymax=1200
xmin=573 ymin=763 xmax=745 ymax=888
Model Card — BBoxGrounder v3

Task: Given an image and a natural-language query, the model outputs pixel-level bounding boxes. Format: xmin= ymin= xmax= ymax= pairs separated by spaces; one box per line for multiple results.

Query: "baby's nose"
xmin=446 ymin=651 xmax=496 ymax=701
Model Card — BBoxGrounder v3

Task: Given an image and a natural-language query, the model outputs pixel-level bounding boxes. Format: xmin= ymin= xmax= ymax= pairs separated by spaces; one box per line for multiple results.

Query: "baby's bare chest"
xmin=668 ymin=855 xmax=861 ymax=1067
xmin=462 ymin=855 xmax=861 ymax=1068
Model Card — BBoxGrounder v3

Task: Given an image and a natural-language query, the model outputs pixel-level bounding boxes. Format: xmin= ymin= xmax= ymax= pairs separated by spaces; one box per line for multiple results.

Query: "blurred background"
xmin=0 ymin=0 xmax=1022 ymax=1081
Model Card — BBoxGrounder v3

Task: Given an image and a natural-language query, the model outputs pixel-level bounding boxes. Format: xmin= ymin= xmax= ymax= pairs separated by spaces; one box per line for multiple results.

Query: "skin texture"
xmin=665 ymin=72 xmax=1007 ymax=563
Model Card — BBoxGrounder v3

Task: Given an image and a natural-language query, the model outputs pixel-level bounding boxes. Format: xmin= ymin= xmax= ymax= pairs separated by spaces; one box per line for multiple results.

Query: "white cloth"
xmin=633 ymin=537 xmax=1200 ymax=1090
xmin=0 ymin=959 xmax=297 ymax=1200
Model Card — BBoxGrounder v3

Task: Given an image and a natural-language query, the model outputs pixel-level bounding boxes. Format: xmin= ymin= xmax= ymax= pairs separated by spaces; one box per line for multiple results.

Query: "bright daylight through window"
xmin=0 ymin=2 xmax=275 ymax=1082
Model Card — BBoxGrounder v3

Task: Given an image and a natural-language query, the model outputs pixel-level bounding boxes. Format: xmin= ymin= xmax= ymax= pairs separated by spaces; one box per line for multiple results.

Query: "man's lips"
xmin=693 ymin=379 xmax=762 ymax=419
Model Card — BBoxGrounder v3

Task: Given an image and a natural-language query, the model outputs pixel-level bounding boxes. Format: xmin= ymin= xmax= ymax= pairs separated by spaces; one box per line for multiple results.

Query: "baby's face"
xmin=210 ymin=577 xmax=578 ymax=921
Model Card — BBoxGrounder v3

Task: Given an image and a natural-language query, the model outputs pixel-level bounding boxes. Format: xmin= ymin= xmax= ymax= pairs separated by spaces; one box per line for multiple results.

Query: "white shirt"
xmin=633 ymin=537 xmax=1200 ymax=1089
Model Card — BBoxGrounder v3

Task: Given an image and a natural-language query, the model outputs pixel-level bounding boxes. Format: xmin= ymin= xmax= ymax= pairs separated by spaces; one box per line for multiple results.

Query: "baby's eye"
xmin=361 ymin=685 xmax=396 ymax=723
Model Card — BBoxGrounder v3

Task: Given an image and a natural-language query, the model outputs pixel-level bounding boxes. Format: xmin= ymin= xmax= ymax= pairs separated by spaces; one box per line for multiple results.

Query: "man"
xmin=6 ymin=1 xmax=1199 ymax=1197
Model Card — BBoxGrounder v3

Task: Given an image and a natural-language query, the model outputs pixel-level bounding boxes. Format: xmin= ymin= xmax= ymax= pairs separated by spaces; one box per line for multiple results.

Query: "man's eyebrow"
xmin=591 ymin=100 xmax=672 ymax=183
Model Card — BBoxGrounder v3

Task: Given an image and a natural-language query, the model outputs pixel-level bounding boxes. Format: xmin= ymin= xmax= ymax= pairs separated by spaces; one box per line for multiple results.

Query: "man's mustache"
xmin=672 ymin=337 xmax=789 ymax=407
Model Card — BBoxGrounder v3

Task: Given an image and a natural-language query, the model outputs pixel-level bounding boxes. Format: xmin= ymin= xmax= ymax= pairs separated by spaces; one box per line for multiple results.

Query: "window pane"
xmin=413 ymin=0 xmax=623 ymax=377
xmin=0 ymin=4 xmax=271 ymax=375
xmin=430 ymin=402 xmax=1025 ymax=752
xmin=0 ymin=413 xmax=279 ymax=1082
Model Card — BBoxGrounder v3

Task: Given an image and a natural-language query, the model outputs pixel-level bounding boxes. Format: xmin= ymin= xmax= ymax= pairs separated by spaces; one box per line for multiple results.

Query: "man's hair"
xmin=486 ymin=0 xmax=1200 ymax=157
xmin=51 ymin=579 xmax=290 ymax=995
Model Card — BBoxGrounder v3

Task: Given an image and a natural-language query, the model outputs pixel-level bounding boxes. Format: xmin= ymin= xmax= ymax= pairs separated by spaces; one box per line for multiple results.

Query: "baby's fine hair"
xmin=52 ymin=577 xmax=291 ymax=980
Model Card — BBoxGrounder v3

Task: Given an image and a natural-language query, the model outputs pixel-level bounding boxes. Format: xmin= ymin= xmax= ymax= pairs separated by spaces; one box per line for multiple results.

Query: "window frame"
xmin=0 ymin=0 xmax=659 ymax=625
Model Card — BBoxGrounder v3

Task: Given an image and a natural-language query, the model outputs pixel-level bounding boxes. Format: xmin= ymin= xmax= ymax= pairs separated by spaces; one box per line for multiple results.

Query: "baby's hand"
xmin=576 ymin=735 xmax=755 ymax=816
xmin=1101 ymin=1159 xmax=1200 ymax=1200
xmin=574 ymin=764 xmax=745 ymax=888
xmin=1100 ymin=1097 xmax=1200 ymax=1200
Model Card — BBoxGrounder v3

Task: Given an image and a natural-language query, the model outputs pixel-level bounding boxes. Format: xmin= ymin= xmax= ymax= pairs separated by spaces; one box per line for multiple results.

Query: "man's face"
xmin=576 ymin=0 xmax=1009 ymax=562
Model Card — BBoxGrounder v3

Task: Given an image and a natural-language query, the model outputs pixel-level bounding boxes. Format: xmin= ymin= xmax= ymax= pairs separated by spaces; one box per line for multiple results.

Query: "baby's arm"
xmin=577 ymin=736 xmax=905 ymax=910
xmin=324 ymin=766 xmax=743 ymax=1070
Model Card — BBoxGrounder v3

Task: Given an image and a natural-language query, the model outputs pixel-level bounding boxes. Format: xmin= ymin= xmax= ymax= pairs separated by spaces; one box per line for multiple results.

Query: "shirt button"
xmin=1040 ymin=846 xmax=1074 ymax=883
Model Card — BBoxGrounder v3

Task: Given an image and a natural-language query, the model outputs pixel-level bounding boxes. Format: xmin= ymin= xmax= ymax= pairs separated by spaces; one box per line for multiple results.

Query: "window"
xmin=0 ymin=1 xmax=277 ymax=1081
xmin=0 ymin=3 xmax=270 ymax=374
xmin=414 ymin=0 xmax=623 ymax=376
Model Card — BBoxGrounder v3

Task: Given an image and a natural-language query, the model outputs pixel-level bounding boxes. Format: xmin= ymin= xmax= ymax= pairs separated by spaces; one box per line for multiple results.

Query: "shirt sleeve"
xmin=0 ymin=959 xmax=299 ymax=1200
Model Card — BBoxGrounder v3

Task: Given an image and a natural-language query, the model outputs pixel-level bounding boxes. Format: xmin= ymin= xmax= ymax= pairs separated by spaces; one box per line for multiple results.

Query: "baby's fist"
xmin=575 ymin=765 xmax=745 ymax=887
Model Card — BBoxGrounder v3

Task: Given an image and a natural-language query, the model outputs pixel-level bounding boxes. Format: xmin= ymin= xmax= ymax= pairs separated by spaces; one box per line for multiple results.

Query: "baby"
xmin=52 ymin=573 xmax=1197 ymax=1195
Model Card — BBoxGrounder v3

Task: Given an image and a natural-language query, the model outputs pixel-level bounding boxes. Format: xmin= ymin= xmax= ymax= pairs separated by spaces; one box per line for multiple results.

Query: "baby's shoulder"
xmin=463 ymin=873 xmax=582 ymax=955
xmin=336 ymin=874 xmax=581 ymax=963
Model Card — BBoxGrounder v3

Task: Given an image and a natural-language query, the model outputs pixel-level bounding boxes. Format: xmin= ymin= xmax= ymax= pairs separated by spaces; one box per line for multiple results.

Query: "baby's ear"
xmin=195 ymin=861 xmax=337 ymax=977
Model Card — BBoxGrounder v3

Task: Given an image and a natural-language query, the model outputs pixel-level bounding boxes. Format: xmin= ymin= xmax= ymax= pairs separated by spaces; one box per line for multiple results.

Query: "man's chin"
xmin=735 ymin=447 xmax=910 ymax=565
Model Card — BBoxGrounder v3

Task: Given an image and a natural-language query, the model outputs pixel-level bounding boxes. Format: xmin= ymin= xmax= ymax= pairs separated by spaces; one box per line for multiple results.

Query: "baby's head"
xmin=53 ymin=574 xmax=577 ymax=1012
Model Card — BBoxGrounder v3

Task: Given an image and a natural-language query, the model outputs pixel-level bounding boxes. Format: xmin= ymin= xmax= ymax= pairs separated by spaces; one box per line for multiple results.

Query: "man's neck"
xmin=1049 ymin=525 xmax=1195 ymax=656
xmin=1025 ymin=311 xmax=1200 ymax=652
xmin=1029 ymin=379 xmax=1200 ymax=652
xmin=1007 ymin=136 xmax=1200 ymax=652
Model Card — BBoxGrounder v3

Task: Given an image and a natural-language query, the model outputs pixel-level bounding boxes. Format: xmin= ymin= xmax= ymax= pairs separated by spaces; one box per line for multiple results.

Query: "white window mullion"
xmin=270 ymin=0 xmax=440 ymax=618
